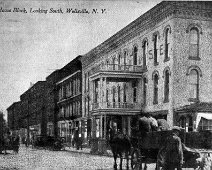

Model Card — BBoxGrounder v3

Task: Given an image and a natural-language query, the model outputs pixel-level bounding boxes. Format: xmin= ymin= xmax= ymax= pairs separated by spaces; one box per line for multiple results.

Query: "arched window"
xmin=164 ymin=27 xmax=171 ymax=61
xmin=124 ymin=51 xmax=127 ymax=66
xmin=143 ymin=77 xmax=147 ymax=105
xmin=164 ymin=70 xmax=170 ymax=102
xmin=112 ymin=87 xmax=116 ymax=108
xmin=142 ymin=40 xmax=147 ymax=67
xmin=133 ymin=46 xmax=138 ymax=65
xmin=112 ymin=57 xmax=116 ymax=70
xmin=153 ymin=34 xmax=158 ymax=65
xmin=153 ymin=74 xmax=159 ymax=104
xmin=132 ymin=81 xmax=137 ymax=102
xmin=189 ymin=28 xmax=199 ymax=59
xmin=118 ymin=85 xmax=121 ymax=105
xmin=123 ymin=83 xmax=127 ymax=103
xmin=118 ymin=54 xmax=121 ymax=70
xmin=188 ymin=69 xmax=199 ymax=100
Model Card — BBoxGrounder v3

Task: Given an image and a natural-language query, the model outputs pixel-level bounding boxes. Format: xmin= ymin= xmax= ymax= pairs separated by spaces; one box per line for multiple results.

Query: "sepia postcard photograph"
xmin=1 ymin=0 xmax=212 ymax=169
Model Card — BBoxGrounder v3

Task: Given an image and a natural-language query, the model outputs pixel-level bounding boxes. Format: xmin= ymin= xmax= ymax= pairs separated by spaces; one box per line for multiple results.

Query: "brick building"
xmin=46 ymin=70 xmax=61 ymax=137
xmin=81 ymin=1 xmax=212 ymax=152
xmin=7 ymin=101 xmax=21 ymax=131
xmin=19 ymin=81 xmax=47 ymax=138
xmin=56 ymin=56 xmax=82 ymax=143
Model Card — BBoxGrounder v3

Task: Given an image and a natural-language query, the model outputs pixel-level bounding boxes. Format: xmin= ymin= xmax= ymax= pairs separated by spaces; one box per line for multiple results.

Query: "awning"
xmin=196 ymin=113 xmax=212 ymax=128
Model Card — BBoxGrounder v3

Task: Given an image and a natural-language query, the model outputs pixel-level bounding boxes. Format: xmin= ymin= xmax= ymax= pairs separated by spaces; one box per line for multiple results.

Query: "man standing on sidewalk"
xmin=158 ymin=126 xmax=184 ymax=170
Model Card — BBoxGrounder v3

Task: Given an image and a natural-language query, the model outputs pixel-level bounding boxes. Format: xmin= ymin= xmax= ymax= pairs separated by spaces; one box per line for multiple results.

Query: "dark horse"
xmin=108 ymin=128 xmax=131 ymax=170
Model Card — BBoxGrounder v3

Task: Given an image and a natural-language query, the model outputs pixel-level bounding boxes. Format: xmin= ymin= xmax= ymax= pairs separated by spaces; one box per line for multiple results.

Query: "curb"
xmin=64 ymin=147 xmax=113 ymax=157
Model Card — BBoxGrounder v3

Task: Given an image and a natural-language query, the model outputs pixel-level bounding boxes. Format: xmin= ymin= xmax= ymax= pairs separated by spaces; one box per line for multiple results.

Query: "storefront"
xmin=175 ymin=102 xmax=212 ymax=132
xmin=58 ymin=120 xmax=75 ymax=144
xmin=47 ymin=122 xmax=54 ymax=136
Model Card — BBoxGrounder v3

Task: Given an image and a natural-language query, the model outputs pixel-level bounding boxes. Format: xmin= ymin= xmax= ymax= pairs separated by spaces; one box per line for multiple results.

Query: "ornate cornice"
xmin=81 ymin=1 xmax=212 ymax=69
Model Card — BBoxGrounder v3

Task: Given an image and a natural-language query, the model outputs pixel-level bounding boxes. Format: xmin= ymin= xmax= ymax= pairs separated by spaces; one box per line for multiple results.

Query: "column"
xmin=122 ymin=116 xmax=126 ymax=134
xmin=99 ymin=77 xmax=103 ymax=108
xmin=104 ymin=114 xmax=107 ymax=139
xmin=100 ymin=115 xmax=103 ymax=138
xmin=128 ymin=116 xmax=131 ymax=136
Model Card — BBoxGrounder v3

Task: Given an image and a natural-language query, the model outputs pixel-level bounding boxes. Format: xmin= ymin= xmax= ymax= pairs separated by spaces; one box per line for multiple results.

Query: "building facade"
xmin=46 ymin=70 xmax=61 ymax=137
xmin=7 ymin=101 xmax=21 ymax=132
xmin=56 ymin=56 xmax=82 ymax=144
xmin=19 ymin=81 xmax=47 ymax=139
xmin=81 ymin=1 xmax=212 ymax=151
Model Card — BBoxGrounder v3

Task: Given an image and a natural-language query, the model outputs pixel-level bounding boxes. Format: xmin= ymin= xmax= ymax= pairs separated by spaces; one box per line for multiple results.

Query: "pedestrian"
xmin=13 ymin=135 xmax=20 ymax=154
xmin=74 ymin=128 xmax=79 ymax=150
xmin=157 ymin=126 xmax=184 ymax=170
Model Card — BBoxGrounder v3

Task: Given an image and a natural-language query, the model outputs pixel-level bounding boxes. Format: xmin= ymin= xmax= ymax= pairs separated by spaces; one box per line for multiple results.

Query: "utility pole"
xmin=27 ymin=93 xmax=30 ymax=147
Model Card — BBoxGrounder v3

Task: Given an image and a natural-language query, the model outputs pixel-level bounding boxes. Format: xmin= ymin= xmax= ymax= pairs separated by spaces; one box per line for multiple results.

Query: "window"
xmin=188 ymin=69 xmax=199 ymax=100
xmin=112 ymin=87 xmax=116 ymax=108
xmin=106 ymin=89 xmax=109 ymax=103
xmin=153 ymin=34 xmax=158 ymax=65
xmin=179 ymin=116 xmax=186 ymax=128
xmin=118 ymin=85 xmax=121 ymax=105
xmin=112 ymin=57 xmax=116 ymax=70
xmin=142 ymin=41 xmax=147 ymax=67
xmin=143 ymin=77 xmax=147 ymax=105
xmin=189 ymin=28 xmax=199 ymax=59
xmin=153 ymin=74 xmax=159 ymax=104
xmin=132 ymin=81 xmax=137 ymax=102
xmin=198 ymin=118 xmax=212 ymax=131
xmin=118 ymin=54 xmax=121 ymax=70
xmin=94 ymin=80 xmax=98 ymax=103
xmin=133 ymin=46 xmax=138 ymax=65
xmin=164 ymin=70 xmax=170 ymax=102
xmin=124 ymin=51 xmax=127 ymax=66
xmin=70 ymin=81 xmax=72 ymax=96
xmin=164 ymin=27 xmax=170 ymax=61
xmin=123 ymin=83 xmax=127 ymax=103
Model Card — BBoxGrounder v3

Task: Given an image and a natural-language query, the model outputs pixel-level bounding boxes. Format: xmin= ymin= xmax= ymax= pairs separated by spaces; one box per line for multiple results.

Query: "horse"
xmin=108 ymin=128 xmax=131 ymax=170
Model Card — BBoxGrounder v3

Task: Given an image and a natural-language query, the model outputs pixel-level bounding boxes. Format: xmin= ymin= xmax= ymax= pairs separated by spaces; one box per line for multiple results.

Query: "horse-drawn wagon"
xmin=108 ymin=117 xmax=211 ymax=170
xmin=130 ymin=130 xmax=211 ymax=170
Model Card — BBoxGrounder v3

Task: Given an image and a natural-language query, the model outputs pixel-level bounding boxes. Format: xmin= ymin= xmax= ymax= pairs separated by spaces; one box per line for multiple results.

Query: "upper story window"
xmin=123 ymin=83 xmax=127 ymax=103
xmin=118 ymin=53 xmax=121 ymax=70
xmin=142 ymin=39 xmax=148 ymax=68
xmin=112 ymin=57 xmax=116 ymax=70
xmin=186 ymin=23 xmax=202 ymax=60
xmin=132 ymin=81 xmax=137 ymax=102
xmin=186 ymin=65 xmax=202 ymax=102
xmin=133 ymin=46 xmax=138 ymax=65
xmin=153 ymin=33 xmax=159 ymax=66
xmin=188 ymin=69 xmax=199 ymax=100
xmin=124 ymin=51 xmax=127 ymax=65
xmin=164 ymin=25 xmax=171 ymax=62
xmin=189 ymin=28 xmax=199 ymax=59
xmin=163 ymin=67 xmax=170 ymax=103
xmin=117 ymin=85 xmax=121 ymax=103
xmin=153 ymin=73 xmax=159 ymax=104
xmin=143 ymin=77 xmax=147 ymax=105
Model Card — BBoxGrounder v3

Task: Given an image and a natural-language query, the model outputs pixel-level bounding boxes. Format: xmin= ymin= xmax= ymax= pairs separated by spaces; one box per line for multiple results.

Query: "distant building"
xmin=19 ymin=81 xmax=47 ymax=138
xmin=7 ymin=101 xmax=21 ymax=132
xmin=56 ymin=56 xmax=82 ymax=143
xmin=46 ymin=70 xmax=61 ymax=137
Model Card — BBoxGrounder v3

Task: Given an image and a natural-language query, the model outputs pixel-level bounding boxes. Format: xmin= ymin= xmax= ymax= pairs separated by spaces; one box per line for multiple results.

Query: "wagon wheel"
xmin=131 ymin=149 xmax=141 ymax=170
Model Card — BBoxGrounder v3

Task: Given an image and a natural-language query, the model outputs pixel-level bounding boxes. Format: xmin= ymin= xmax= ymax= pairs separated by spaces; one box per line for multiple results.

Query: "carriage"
xmin=109 ymin=118 xmax=212 ymax=170
xmin=130 ymin=130 xmax=211 ymax=170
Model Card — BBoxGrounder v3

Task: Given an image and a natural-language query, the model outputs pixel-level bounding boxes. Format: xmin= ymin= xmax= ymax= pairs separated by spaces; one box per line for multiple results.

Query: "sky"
xmin=0 ymin=0 xmax=162 ymax=119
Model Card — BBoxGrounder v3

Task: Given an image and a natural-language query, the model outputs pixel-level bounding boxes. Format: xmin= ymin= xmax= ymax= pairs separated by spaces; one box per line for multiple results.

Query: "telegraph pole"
xmin=27 ymin=93 xmax=30 ymax=147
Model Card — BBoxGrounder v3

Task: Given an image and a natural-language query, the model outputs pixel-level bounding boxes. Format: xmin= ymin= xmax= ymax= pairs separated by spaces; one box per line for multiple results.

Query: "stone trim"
xmin=82 ymin=1 xmax=212 ymax=68
xmin=186 ymin=65 xmax=203 ymax=77
xmin=152 ymin=70 xmax=160 ymax=80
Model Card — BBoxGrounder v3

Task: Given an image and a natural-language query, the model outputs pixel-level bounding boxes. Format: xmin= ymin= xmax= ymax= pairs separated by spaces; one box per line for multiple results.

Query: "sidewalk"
xmin=64 ymin=146 xmax=113 ymax=157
